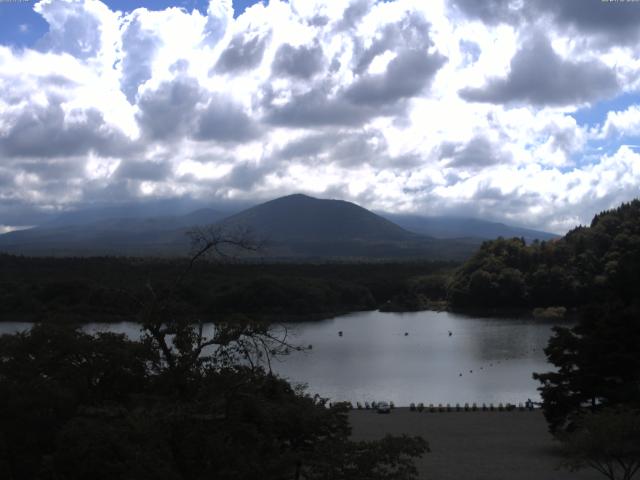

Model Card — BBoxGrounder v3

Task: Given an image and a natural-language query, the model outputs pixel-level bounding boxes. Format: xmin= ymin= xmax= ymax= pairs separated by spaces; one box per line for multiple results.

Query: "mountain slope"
xmin=220 ymin=194 xmax=414 ymax=242
xmin=383 ymin=213 xmax=558 ymax=242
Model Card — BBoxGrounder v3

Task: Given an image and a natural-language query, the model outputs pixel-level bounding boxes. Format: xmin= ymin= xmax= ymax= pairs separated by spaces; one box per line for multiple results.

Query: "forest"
xmin=447 ymin=200 xmax=640 ymax=310
xmin=0 ymin=255 xmax=453 ymax=322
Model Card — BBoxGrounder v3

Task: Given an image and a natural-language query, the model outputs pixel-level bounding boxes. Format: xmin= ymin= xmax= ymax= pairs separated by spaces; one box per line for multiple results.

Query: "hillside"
xmin=447 ymin=199 xmax=640 ymax=309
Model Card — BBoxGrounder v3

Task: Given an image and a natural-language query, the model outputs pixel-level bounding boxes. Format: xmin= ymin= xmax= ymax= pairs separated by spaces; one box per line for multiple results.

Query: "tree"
xmin=533 ymin=304 xmax=640 ymax=434
xmin=560 ymin=408 xmax=640 ymax=480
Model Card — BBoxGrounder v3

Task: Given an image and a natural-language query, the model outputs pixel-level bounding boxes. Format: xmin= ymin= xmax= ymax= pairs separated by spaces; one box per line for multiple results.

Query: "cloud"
xmin=439 ymin=136 xmax=509 ymax=170
xmin=0 ymin=95 xmax=134 ymax=159
xmin=272 ymin=43 xmax=324 ymax=79
xmin=528 ymin=0 xmax=640 ymax=46
xmin=34 ymin=0 xmax=119 ymax=61
xmin=136 ymin=76 xmax=202 ymax=141
xmin=119 ymin=14 xmax=162 ymax=103
xmin=194 ymin=95 xmax=260 ymax=143
xmin=449 ymin=0 xmax=522 ymax=25
xmin=115 ymin=159 xmax=173 ymax=181
xmin=345 ymin=48 xmax=446 ymax=106
xmin=599 ymin=105 xmax=640 ymax=139
xmin=459 ymin=33 xmax=619 ymax=106
xmin=214 ymin=31 xmax=270 ymax=73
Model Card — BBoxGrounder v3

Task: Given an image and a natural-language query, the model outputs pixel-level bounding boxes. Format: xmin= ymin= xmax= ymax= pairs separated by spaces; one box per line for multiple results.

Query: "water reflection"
xmin=0 ymin=310 xmax=570 ymax=406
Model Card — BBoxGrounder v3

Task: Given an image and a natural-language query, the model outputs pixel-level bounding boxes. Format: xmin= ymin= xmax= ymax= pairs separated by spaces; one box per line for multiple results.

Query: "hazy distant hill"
xmin=383 ymin=213 xmax=558 ymax=243
xmin=0 ymin=209 xmax=226 ymax=256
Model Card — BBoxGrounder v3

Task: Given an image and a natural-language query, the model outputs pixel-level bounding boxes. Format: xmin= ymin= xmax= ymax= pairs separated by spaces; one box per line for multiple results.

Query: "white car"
xmin=376 ymin=401 xmax=391 ymax=413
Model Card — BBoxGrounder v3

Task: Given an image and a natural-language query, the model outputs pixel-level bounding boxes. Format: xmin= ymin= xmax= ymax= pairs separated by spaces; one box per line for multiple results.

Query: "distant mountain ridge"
xmin=383 ymin=213 xmax=558 ymax=243
xmin=0 ymin=194 xmax=557 ymax=259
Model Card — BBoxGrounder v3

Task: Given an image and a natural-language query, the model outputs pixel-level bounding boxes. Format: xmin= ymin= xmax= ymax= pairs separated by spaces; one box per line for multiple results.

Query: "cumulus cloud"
xmin=459 ymin=33 xmax=619 ymax=106
xmin=0 ymin=0 xmax=638 ymax=232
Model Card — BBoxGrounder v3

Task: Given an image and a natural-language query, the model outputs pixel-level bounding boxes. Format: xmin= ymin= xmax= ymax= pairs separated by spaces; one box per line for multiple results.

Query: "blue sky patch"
xmin=571 ymin=91 xmax=640 ymax=128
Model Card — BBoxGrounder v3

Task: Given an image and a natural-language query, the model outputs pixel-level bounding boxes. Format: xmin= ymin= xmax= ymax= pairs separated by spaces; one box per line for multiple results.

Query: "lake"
xmin=0 ymin=310 xmax=567 ymax=406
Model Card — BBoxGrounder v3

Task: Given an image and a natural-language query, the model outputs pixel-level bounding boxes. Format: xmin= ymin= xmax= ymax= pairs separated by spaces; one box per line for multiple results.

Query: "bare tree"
xmin=136 ymin=225 xmax=302 ymax=387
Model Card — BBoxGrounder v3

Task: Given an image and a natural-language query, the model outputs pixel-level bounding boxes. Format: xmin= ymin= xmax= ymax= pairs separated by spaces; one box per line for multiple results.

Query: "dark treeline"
xmin=448 ymin=200 xmax=640 ymax=309
xmin=0 ymin=255 xmax=455 ymax=322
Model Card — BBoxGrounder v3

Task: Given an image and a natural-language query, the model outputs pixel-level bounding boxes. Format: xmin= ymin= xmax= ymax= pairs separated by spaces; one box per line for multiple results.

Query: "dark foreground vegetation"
xmin=0 ymin=228 xmax=428 ymax=480
xmin=0 ymin=255 xmax=454 ymax=322
xmin=0 ymin=322 xmax=427 ymax=480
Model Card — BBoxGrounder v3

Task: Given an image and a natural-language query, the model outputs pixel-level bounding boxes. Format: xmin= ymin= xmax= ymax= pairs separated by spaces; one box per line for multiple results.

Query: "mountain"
xmin=383 ymin=213 xmax=558 ymax=243
xmin=2 ymin=194 xmax=557 ymax=260
xmin=0 ymin=194 xmax=480 ymax=260
xmin=215 ymin=194 xmax=476 ymax=259
xmin=220 ymin=194 xmax=413 ymax=242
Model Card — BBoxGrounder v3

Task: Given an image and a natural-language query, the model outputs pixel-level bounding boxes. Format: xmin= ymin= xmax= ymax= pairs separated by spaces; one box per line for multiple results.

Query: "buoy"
xmin=338 ymin=331 xmax=343 ymax=336
xmin=448 ymin=331 xmax=452 ymax=336
xmin=404 ymin=332 xmax=409 ymax=336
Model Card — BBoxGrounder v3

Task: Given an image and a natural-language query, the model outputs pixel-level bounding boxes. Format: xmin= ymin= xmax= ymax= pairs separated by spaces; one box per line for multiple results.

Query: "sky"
xmin=0 ymin=0 xmax=639 ymax=234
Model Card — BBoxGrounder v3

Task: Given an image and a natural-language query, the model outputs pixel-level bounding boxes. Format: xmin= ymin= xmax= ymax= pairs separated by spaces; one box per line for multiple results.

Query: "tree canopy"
xmin=448 ymin=200 xmax=640 ymax=309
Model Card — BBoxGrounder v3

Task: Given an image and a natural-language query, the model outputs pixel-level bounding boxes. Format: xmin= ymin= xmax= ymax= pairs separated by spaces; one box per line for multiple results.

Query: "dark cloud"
xmin=136 ymin=77 xmax=202 ymax=140
xmin=115 ymin=160 xmax=173 ymax=181
xmin=137 ymin=77 xmax=258 ymax=144
xmin=0 ymin=96 xmax=134 ymax=159
xmin=459 ymin=34 xmax=619 ymax=106
xmin=439 ymin=136 xmax=509 ymax=169
xmin=264 ymin=87 xmax=390 ymax=127
xmin=527 ymin=0 xmax=640 ymax=46
xmin=194 ymin=96 xmax=260 ymax=143
xmin=353 ymin=11 xmax=433 ymax=74
xmin=272 ymin=43 xmax=324 ymax=79
xmin=13 ymin=158 xmax=84 ymax=180
xmin=265 ymin=13 xmax=445 ymax=129
xmin=276 ymin=133 xmax=337 ymax=160
xmin=224 ymin=161 xmax=272 ymax=190
xmin=214 ymin=32 xmax=270 ymax=73
xmin=452 ymin=0 xmax=640 ymax=46
xmin=275 ymin=130 xmax=390 ymax=168
xmin=345 ymin=49 xmax=446 ymax=106
xmin=120 ymin=15 xmax=162 ymax=103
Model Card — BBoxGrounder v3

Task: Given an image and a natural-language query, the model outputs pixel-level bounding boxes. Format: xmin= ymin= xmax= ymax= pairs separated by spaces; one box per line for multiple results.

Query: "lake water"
xmin=0 ymin=310 xmax=567 ymax=406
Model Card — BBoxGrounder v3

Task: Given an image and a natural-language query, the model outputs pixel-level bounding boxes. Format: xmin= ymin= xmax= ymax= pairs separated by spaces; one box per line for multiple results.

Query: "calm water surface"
xmin=0 ymin=310 xmax=568 ymax=406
